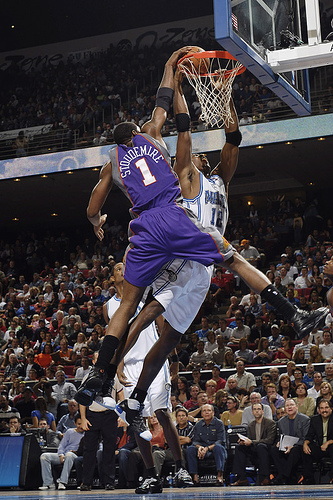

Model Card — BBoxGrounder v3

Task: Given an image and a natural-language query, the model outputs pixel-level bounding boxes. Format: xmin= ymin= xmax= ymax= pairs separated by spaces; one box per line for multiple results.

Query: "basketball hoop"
xmin=177 ymin=50 xmax=245 ymax=128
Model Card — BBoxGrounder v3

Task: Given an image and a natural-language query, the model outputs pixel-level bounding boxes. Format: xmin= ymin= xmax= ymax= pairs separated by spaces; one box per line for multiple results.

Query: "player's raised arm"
xmin=86 ymin=161 xmax=113 ymax=241
xmin=173 ymin=69 xmax=199 ymax=199
xmin=142 ymin=47 xmax=191 ymax=145
xmin=211 ymin=97 xmax=242 ymax=197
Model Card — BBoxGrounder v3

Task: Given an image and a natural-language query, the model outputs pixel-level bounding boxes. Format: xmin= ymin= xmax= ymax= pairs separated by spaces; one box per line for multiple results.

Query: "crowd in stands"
xmin=1 ymin=40 xmax=332 ymax=159
xmin=0 ymin=186 xmax=333 ymax=488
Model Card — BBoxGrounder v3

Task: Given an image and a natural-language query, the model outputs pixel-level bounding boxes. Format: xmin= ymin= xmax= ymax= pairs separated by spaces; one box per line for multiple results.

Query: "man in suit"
xmin=303 ymin=399 xmax=333 ymax=484
xmin=231 ymin=403 xmax=276 ymax=486
xmin=270 ymin=398 xmax=310 ymax=484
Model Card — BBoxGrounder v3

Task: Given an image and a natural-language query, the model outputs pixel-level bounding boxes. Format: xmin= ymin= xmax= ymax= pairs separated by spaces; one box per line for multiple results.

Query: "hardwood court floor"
xmin=1 ymin=485 xmax=333 ymax=500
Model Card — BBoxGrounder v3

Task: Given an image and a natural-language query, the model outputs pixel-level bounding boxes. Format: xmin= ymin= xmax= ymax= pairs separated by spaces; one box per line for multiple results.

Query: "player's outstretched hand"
xmin=94 ymin=214 xmax=107 ymax=241
xmin=166 ymin=46 xmax=193 ymax=68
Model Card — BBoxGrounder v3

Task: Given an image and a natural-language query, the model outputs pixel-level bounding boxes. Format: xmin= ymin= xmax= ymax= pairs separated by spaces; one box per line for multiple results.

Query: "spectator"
xmin=226 ymin=360 xmax=256 ymax=392
xmin=229 ymin=317 xmax=250 ymax=345
xmin=234 ymin=337 xmax=254 ymax=364
xmin=188 ymin=368 xmax=205 ymax=390
xmin=224 ymin=350 xmax=236 ymax=369
xmin=315 ymin=381 xmax=333 ymax=411
xmin=261 ymin=383 xmax=285 ymax=420
xmin=38 ymin=418 xmax=60 ymax=448
xmin=183 ymin=384 xmax=200 ymax=410
xmin=307 ymin=371 xmax=324 ymax=401
xmin=205 ymin=379 xmax=217 ymax=403
xmin=291 ymin=366 xmax=304 ymax=388
xmin=187 ymin=340 xmax=213 ymax=370
xmin=253 ymin=337 xmax=274 ymax=364
xmin=240 ymin=239 xmax=260 ymax=267
xmin=39 ymin=414 xmax=85 ymax=490
xmin=221 ymin=395 xmax=243 ymax=426
xmin=211 ymin=365 xmax=226 ymax=391
xmin=211 ymin=335 xmax=232 ymax=367
xmin=325 ymin=362 xmax=333 ymax=388
xmin=15 ymin=386 xmax=35 ymax=425
xmin=226 ymin=376 xmax=238 ymax=397
xmin=309 ymin=345 xmax=324 ymax=364
xmin=272 ymin=336 xmax=293 ymax=364
xmin=241 ymin=392 xmax=273 ymax=425
xmin=33 ymin=379 xmax=60 ymax=419
xmin=56 ymin=400 xmax=79 ymax=437
xmin=31 ymin=396 xmax=56 ymax=432
xmin=175 ymin=376 xmax=190 ymax=405
xmin=215 ymin=318 xmax=233 ymax=341
xmin=34 ymin=343 xmax=54 ymax=369
xmin=195 ymin=316 xmax=210 ymax=342
xmin=270 ymin=399 xmax=310 ymax=484
xmin=268 ymin=324 xmax=283 ymax=351
xmin=303 ymin=363 xmax=314 ymax=388
xmin=293 ymin=383 xmax=315 ymax=417
xmin=0 ymin=392 xmax=20 ymax=433
xmin=256 ymin=372 xmax=273 ymax=397
xmin=292 ymin=334 xmax=315 ymax=360
xmin=292 ymin=348 xmax=306 ymax=364
xmin=278 ymin=375 xmax=296 ymax=400
xmin=75 ymin=356 xmax=92 ymax=381
xmin=319 ymin=330 xmax=333 ymax=361
xmin=231 ymin=402 xmax=276 ymax=486
xmin=3 ymin=354 xmax=24 ymax=381
xmin=8 ymin=415 xmax=26 ymax=435
xmin=204 ymin=331 xmax=218 ymax=353
xmin=249 ymin=317 xmax=271 ymax=345
xmin=186 ymin=404 xmax=227 ymax=486
xmin=214 ymin=390 xmax=229 ymax=415
xmin=302 ymin=400 xmax=333 ymax=484
xmin=188 ymin=391 xmax=221 ymax=421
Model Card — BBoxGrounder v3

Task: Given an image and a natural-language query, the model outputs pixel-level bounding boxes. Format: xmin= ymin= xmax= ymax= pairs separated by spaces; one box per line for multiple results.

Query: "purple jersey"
xmin=110 ymin=134 xmax=180 ymax=215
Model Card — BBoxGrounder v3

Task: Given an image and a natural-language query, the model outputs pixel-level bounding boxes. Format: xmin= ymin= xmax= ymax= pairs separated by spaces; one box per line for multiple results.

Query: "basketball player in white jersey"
xmin=103 ymin=262 xmax=193 ymax=493
xmin=115 ymin=60 xmax=327 ymax=433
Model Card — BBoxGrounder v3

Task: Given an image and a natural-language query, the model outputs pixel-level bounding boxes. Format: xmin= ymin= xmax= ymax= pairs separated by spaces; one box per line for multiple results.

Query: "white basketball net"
xmin=178 ymin=55 xmax=243 ymax=128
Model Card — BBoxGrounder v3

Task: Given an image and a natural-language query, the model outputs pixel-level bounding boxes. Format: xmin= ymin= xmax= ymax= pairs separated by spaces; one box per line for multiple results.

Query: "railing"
xmin=0 ymin=87 xmax=332 ymax=162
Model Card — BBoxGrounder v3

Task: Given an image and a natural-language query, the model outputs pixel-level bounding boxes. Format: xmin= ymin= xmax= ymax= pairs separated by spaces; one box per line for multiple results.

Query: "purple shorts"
xmin=123 ymin=203 xmax=232 ymax=287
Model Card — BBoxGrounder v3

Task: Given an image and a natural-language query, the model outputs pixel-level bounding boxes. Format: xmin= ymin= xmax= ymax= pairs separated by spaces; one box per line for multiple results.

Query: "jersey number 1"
xmin=135 ymin=158 xmax=156 ymax=186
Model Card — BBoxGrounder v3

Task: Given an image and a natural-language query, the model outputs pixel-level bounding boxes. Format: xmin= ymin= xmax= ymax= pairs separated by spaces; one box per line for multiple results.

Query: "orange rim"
xmin=177 ymin=50 xmax=246 ymax=78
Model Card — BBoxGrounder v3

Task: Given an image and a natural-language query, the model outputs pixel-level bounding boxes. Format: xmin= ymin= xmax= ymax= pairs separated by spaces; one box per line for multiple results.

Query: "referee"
xmin=79 ymin=352 xmax=119 ymax=490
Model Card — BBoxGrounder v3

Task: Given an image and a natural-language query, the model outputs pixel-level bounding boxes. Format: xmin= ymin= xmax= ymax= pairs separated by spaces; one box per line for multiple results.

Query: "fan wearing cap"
xmin=240 ymin=239 xmax=260 ymax=268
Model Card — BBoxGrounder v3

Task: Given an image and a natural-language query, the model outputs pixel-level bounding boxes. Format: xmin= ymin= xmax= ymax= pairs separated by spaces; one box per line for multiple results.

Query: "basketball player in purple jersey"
xmin=75 ymin=48 xmax=234 ymax=416
xmin=106 ymin=61 xmax=328 ymax=431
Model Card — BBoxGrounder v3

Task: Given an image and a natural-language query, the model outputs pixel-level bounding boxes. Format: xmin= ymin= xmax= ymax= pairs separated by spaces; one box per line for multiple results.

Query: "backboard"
xmin=214 ymin=0 xmax=333 ymax=116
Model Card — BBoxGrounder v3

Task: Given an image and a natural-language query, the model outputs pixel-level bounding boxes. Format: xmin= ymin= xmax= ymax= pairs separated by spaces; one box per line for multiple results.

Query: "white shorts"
xmin=123 ymin=360 xmax=171 ymax=417
xmin=152 ymin=259 xmax=213 ymax=333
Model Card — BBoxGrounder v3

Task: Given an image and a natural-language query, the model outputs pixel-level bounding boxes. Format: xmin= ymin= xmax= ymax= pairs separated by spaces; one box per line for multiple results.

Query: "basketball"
xmin=178 ymin=46 xmax=210 ymax=75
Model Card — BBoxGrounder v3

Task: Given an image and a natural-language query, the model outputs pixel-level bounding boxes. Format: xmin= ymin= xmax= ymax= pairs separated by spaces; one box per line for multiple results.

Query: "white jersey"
xmin=106 ymin=294 xmax=171 ymax=415
xmin=106 ymin=295 xmax=159 ymax=364
xmin=183 ymin=173 xmax=228 ymax=237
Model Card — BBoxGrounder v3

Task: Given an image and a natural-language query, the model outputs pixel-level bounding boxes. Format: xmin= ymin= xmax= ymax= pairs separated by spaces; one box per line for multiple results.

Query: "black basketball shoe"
xmin=292 ymin=307 xmax=328 ymax=338
xmin=74 ymin=367 xmax=107 ymax=406
xmin=116 ymin=399 xmax=152 ymax=441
